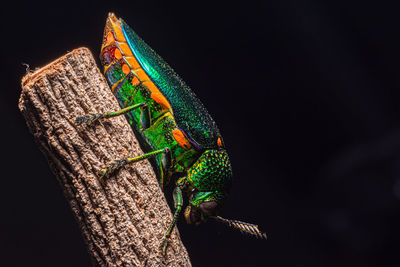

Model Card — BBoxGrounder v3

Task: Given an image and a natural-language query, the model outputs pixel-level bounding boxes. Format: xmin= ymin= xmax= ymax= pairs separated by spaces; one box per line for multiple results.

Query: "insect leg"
xmin=160 ymin=184 xmax=184 ymax=254
xmin=75 ymin=103 xmax=150 ymax=126
xmin=98 ymin=147 xmax=170 ymax=180
xmin=158 ymin=147 xmax=173 ymax=187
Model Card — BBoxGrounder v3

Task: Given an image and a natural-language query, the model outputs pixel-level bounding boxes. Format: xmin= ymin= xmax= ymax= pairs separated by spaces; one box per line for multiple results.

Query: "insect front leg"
xmin=160 ymin=183 xmax=184 ymax=254
xmin=75 ymin=102 xmax=151 ymax=128
xmin=98 ymin=147 xmax=170 ymax=180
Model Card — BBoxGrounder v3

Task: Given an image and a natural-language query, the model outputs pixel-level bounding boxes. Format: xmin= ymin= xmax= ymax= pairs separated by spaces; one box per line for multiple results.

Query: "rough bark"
xmin=18 ymin=47 xmax=192 ymax=267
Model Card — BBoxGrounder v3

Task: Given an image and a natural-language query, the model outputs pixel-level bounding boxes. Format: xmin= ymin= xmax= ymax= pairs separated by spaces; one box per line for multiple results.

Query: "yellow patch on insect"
xmin=108 ymin=14 xmax=126 ymax=42
xmin=172 ymin=129 xmax=191 ymax=149
xmin=103 ymin=63 xmax=111 ymax=74
xmin=117 ymin=42 xmax=134 ymax=57
xmin=111 ymin=81 xmax=120 ymax=93
xmin=143 ymin=82 xmax=172 ymax=110
xmin=124 ymin=56 xmax=141 ymax=69
xmin=114 ymin=48 xmax=122 ymax=60
xmin=131 ymin=75 xmax=140 ymax=86
xmin=122 ymin=64 xmax=131 ymax=75
xmin=103 ymin=31 xmax=115 ymax=47
xmin=134 ymin=69 xmax=150 ymax=82
xmin=217 ymin=137 xmax=223 ymax=147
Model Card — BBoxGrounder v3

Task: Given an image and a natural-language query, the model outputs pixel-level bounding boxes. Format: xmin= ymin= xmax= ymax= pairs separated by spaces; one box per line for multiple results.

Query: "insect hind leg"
xmin=98 ymin=147 xmax=170 ymax=181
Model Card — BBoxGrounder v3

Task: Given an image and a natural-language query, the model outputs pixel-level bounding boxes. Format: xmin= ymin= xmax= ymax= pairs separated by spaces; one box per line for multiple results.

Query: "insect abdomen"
xmin=99 ymin=14 xmax=202 ymax=185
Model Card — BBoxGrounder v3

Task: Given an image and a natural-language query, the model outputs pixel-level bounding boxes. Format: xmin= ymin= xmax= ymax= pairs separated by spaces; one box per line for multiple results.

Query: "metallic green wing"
xmin=121 ymin=20 xmax=222 ymax=149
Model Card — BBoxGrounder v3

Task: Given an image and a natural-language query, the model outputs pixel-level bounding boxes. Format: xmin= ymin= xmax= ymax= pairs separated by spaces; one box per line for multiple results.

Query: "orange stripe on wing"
xmin=103 ymin=13 xmax=173 ymax=114
xmin=108 ymin=14 xmax=126 ymax=42
xmin=172 ymin=129 xmax=191 ymax=149
xmin=134 ymin=69 xmax=150 ymax=82
xmin=124 ymin=56 xmax=141 ymax=69
xmin=143 ymin=81 xmax=172 ymax=111
xmin=117 ymin=42 xmax=134 ymax=57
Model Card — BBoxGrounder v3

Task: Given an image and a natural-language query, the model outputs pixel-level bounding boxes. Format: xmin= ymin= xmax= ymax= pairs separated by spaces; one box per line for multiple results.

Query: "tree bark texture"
xmin=18 ymin=47 xmax=192 ymax=267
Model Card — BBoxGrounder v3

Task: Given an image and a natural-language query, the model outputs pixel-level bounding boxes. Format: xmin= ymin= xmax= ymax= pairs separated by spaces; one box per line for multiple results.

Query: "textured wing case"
xmin=119 ymin=17 xmax=222 ymax=149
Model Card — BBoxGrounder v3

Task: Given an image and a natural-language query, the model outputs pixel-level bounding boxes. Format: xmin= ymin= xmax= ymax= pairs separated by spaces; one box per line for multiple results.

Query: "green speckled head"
xmin=187 ymin=149 xmax=232 ymax=205
xmin=184 ymin=149 xmax=232 ymax=224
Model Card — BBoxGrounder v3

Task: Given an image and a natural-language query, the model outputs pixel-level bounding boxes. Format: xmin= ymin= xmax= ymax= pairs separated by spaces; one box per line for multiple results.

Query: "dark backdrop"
xmin=2 ymin=1 xmax=400 ymax=266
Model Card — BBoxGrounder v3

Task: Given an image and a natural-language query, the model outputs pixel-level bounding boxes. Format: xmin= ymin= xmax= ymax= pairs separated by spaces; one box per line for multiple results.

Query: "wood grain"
xmin=18 ymin=47 xmax=192 ymax=266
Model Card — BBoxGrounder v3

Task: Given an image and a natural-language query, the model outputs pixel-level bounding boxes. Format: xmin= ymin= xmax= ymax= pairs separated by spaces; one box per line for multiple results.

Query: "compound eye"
xmin=190 ymin=207 xmax=201 ymax=224
xmin=184 ymin=205 xmax=201 ymax=224
xmin=199 ymin=201 xmax=218 ymax=216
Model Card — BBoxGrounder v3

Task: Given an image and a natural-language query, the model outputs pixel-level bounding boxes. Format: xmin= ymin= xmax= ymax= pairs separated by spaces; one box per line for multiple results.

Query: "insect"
xmin=76 ymin=13 xmax=267 ymax=252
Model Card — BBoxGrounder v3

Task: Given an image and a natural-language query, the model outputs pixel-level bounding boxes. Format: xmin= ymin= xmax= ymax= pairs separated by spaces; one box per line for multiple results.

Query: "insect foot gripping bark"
xmin=75 ymin=12 xmax=267 ymax=253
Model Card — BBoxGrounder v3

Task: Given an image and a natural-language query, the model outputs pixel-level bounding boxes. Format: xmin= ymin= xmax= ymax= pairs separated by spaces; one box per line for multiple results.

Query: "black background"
xmin=2 ymin=1 xmax=400 ymax=266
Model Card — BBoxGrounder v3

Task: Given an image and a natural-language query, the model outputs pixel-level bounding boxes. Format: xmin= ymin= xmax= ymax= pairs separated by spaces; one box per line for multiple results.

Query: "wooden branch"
xmin=18 ymin=47 xmax=192 ymax=266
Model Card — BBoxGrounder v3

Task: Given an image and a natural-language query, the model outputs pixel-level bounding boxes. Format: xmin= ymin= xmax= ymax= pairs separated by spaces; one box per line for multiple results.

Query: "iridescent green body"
xmin=75 ymin=13 xmax=267 ymax=250
xmin=121 ymin=20 xmax=221 ymax=149
xmin=99 ymin=14 xmax=232 ymax=212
